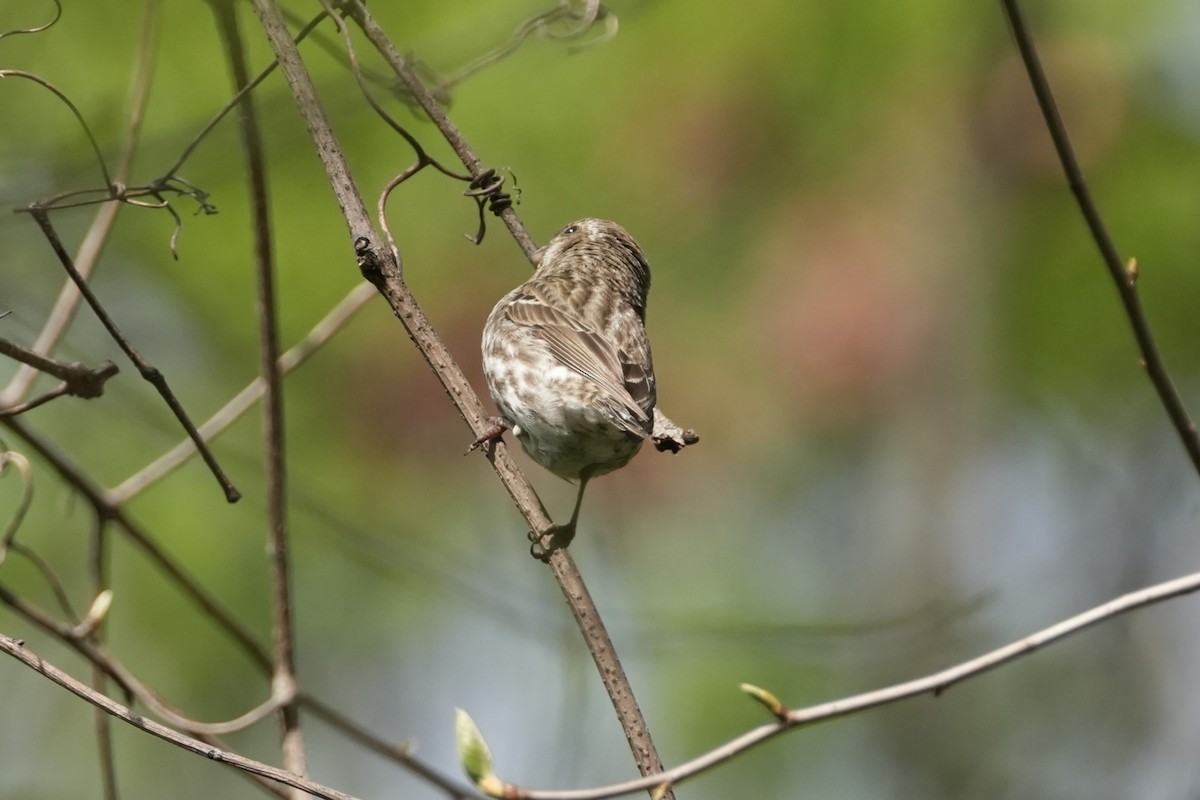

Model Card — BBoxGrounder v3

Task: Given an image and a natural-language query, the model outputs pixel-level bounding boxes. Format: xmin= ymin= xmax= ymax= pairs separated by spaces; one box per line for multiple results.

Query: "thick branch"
xmin=244 ymin=2 xmax=673 ymax=791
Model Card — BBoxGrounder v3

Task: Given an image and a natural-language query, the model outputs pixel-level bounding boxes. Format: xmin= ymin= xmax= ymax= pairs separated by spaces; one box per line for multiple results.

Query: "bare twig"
xmin=2 ymin=416 xmax=464 ymax=790
xmin=25 ymin=208 xmax=241 ymax=503
xmin=438 ymin=1 xmax=616 ymax=93
xmin=164 ymin=8 xmax=331 ymax=180
xmin=300 ymin=695 xmax=481 ymax=799
xmin=0 ymin=576 xmax=291 ymax=737
xmin=0 ymin=385 xmax=74 ymax=417
xmin=998 ymin=0 xmax=1200 ymax=475
xmin=0 ymin=0 xmax=157 ymax=408
xmin=0 ymin=0 xmax=61 ymax=41
xmin=0 ymin=335 xmax=118 ymax=404
xmin=342 ymin=2 xmax=540 ymax=262
xmin=502 ymin=569 xmax=1200 ymax=800
xmin=0 ymin=633 xmax=363 ymax=800
xmin=0 ymin=450 xmax=35 ymax=560
xmin=109 ymin=282 xmax=377 ymax=504
xmin=86 ymin=517 xmax=119 ymax=800
xmin=1 ymin=416 xmax=270 ymax=671
xmin=207 ymin=0 xmax=306 ymax=786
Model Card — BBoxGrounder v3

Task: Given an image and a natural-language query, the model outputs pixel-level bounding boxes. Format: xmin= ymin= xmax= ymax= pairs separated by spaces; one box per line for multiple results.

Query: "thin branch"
xmin=87 ymin=517 xmax=119 ymax=800
xmin=0 ymin=576 xmax=293 ymax=738
xmin=998 ymin=0 xmax=1200 ymax=475
xmin=25 ymin=208 xmax=241 ymax=503
xmin=2 ymin=416 xmax=465 ymax=791
xmin=506 ymin=569 xmax=1200 ymax=800
xmin=0 ymin=633 xmax=363 ymax=800
xmin=0 ymin=70 xmax=112 ymax=187
xmin=342 ymin=2 xmax=539 ymax=262
xmin=1 ymin=416 xmax=271 ymax=672
xmin=0 ymin=0 xmax=61 ymax=41
xmin=0 ymin=582 xmax=130 ymax=694
xmin=438 ymin=1 xmax=616 ymax=93
xmin=300 ymin=695 xmax=482 ymax=800
xmin=0 ymin=385 xmax=73 ymax=417
xmin=0 ymin=335 xmax=118 ymax=401
xmin=0 ymin=0 xmax=157 ymax=408
xmin=207 ymin=0 xmax=306 ymax=786
xmin=164 ymin=8 xmax=331 ymax=179
xmin=108 ymin=282 xmax=377 ymax=504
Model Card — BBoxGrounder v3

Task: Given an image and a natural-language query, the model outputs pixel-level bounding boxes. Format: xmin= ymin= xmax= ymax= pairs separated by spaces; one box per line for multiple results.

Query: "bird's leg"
xmin=465 ymin=417 xmax=510 ymax=455
xmin=529 ymin=476 xmax=589 ymax=561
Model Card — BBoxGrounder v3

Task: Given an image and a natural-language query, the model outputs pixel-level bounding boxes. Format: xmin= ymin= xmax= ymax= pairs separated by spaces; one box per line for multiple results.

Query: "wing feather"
xmin=505 ymin=288 xmax=653 ymax=437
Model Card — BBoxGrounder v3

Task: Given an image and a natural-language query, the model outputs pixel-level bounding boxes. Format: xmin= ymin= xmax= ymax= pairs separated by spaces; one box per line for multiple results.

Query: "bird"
xmin=478 ymin=218 xmax=656 ymax=555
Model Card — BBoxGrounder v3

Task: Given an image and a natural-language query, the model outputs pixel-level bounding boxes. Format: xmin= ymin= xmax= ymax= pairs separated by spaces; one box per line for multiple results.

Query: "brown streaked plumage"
xmin=481 ymin=218 xmax=655 ymax=550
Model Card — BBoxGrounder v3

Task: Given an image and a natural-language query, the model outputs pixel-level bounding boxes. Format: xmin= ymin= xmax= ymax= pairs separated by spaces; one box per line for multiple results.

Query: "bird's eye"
xmin=564 ymin=224 xmax=579 ymax=235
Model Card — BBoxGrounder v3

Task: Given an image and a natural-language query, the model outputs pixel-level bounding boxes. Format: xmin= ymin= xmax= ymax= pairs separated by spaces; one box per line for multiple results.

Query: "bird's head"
xmin=535 ymin=218 xmax=651 ymax=302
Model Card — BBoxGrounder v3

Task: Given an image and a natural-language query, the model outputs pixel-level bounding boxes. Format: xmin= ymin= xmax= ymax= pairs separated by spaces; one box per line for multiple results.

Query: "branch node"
xmin=355 ymin=236 xmax=382 ymax=281
xmin=1125 ymin=257 xmax=1139 ymax=287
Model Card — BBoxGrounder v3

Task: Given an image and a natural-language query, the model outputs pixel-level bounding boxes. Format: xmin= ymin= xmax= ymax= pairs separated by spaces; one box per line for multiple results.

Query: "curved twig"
xmin=0 ymin=0 xmax=62 ymax=41
xmin=0 ymin=451 xmax=34 ymax=560
xmin=438 ymin=1 xmax=616 ymax=92
xmin=344 ymin=3 xmax=540 ymax=262
xmin=0 ymin=70 xmax=112 ymax=188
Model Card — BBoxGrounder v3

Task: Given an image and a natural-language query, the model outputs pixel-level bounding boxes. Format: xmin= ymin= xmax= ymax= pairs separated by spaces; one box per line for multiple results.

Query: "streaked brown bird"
xmin=480 ymin=218 xmax=656 ymax=551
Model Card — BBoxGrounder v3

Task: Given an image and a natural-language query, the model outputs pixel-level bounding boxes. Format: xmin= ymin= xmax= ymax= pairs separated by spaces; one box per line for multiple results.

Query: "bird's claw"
xmin=528 ymin=523 xmax=575 ymax=561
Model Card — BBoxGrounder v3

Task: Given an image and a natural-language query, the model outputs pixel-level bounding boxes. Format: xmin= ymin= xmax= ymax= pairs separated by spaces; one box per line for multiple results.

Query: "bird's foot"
xmin=465 ymin=417 xmax=510 ymax=455
xmin=528 ymin=523 xmax=576 ymax=562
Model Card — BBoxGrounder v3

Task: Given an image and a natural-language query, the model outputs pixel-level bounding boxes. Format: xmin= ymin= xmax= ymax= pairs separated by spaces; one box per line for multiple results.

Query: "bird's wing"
xmin=505 ymin=288 xmax=653 ymax=437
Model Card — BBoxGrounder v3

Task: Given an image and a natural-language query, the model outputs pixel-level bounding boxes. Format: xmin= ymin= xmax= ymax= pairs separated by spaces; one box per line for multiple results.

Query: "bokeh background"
xmin=3 ymin=1 xmax=1200 ymax=797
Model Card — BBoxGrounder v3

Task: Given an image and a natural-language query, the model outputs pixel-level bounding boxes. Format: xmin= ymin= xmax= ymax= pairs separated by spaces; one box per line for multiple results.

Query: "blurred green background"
xmin=3 ymin=0 xmax=1200 ymax=797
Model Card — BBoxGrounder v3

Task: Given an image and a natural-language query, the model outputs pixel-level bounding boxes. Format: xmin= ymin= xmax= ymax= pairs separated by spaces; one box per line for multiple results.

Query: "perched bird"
xmin=479 ymin=218 xmax=656 ymax=552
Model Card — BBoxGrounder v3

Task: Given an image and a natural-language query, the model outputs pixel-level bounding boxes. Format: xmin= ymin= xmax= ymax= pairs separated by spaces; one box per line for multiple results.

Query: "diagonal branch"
xmin=25 ymin=208 xmax=241 ymax=503
xmin=0 ymin=633 xmax=363 ymax=800
xmin=998 ymin=0 xmax=1200 ymax=475
xmin=342 ymin=2 xmax=540 ymax=263
xmin=245 ymin=1 xmax=674 ymax=793
xmin=109 ymin=282 xmax=377 ymax=504
xmin=0 ymin=0 xmax=158 ymax=409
